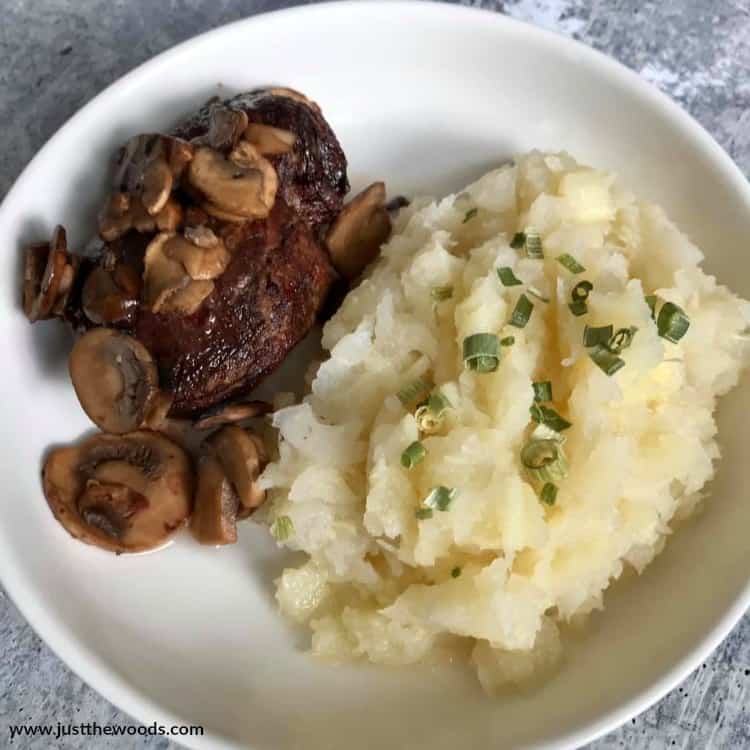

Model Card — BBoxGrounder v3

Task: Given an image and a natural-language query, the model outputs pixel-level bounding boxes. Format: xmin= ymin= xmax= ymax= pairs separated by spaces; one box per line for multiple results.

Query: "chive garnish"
xmin=463 ymin=208 xmax=478 ymax=224
xmin=270 ymin=515 xmax=294 ymax=541
xmin=500 ymin=336 xmax=515 ymax=346
xmin=415 ymin=390 xmax=453 ymax=433
xmin=415 ymin=508 xmax=433 ymax=520
xmin=431 ymin=285 xmax=454 ymax=301
xmin=556 ymin=253 xmax=586 ymax=274
xmin=540 ymin=482 xmax=558 ymax=506
xmin=657 ymin=302 xmax=690 ymax=343
xmin=572 ymin=280 xmax=594 ymax=301
xmin=401 ymin=441 xmax=426 ymax=469
xmin=645 ymin=294 xmax=657 ymax=319
xmin=463 ymin=333 xmax=501 ymax=372
xmin=497 ymin=267 xmax=523 ymax=286
xmin=588 ymin=344 xmax=626 ymax=376
xmin=521 ymin=439 xmax=569 ymax=484
xmin=451 ymin=566 xmax=462 ymax=578
xmin=424 ymin=486 xmax=458 ymax=512
xmin=609 ymin=326 xmax=638 ymax=354
xmin=569 ymin=280 xmax=593 ymax=316
xmin=509 ymin=293 xmax=534 ymax=328
xmin=533 ymin=381 xmax=553 ymax=402
xmin=510 ymin=232 xmax=526 ymax=249
xmin=525 ymin=229 xmax=543 ymax=259
xmin=583 ymin=324 xmax=614 ymax=348
xmin=530 ymin=403 xmax=572 ymax=432
xmin=397 ymin=377 xmax=432 ymax=406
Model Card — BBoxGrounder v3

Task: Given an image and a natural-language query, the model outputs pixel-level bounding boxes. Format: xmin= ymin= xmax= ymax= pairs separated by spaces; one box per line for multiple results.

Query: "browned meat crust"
xmin=134 ymin=199 xmax=335 ymax=415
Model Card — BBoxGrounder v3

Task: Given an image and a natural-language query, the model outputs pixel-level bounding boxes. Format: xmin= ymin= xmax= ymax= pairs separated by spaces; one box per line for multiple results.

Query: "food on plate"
xmin=23 ymin=86 xmax=393 ymax=552
xmin=262 ymin=151 xmax=750 ymax=693
xmin=42 ymin=431 xmax=193 ymax=554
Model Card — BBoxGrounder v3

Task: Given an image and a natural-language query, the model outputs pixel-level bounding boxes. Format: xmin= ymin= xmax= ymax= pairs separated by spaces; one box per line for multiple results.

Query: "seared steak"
xmin=135 ymin=199 xmax=335 ymax=415
xmin=45 ymin=87 xmax=346 ymax=416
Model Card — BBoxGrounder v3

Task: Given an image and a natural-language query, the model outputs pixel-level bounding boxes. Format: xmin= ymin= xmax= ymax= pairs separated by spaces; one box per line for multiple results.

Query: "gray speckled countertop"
xmin=1 ymin=1 xmax=749 ymax=748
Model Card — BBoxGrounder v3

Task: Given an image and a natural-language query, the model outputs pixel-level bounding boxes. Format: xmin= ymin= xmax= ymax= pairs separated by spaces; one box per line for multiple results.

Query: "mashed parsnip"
xmin=260 ymin=151 xmax=750 ymax=693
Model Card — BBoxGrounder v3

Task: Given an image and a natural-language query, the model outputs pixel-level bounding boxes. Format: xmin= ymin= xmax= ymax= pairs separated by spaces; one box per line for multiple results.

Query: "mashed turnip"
xmin=261 ymin=151 xmax=750 ymax=693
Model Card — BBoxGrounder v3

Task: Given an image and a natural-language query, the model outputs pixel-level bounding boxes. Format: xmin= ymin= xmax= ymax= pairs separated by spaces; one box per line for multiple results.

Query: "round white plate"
xmin=2 ymin=3 xmax=749 ymax=749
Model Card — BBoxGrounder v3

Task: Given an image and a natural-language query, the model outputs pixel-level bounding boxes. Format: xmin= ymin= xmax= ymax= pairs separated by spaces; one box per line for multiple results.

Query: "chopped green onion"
xmin=645 ymin=294 xmax=657 ymax=319
xmin=397 ymin=377 xmax=432 ymax=406
xmin=530 ymin=403 xmax=572 ymax=432
xmin=424 ymin=485 xmax=458 ymax=512
xmin=588 ymin=344 xmax=625 ymax=376
xmin=657 ymin=302 xmax=690 ymax=343
xmin=540 ymin=482 xmax=558 ymax=506
xmin=609 ymin=326 xmax=638 ymax=354
xmin=415 ymin=407 xmax=439 ymax=433
xmin=463 ymin=208 xmax=478 ymax=224
xmin=531 ymin=422 xmax=567 ymax=443
xmin=509 ymin=293 xmax=534 ymax=328
xmin=510 ymin=232 xmax=526 ymax=249
xmin=521 ymin=439 xmax=569 ymax=484
xmin=527 ymin=285 xmax=550 ymax=303
xmin=572 ymin=280 xmax=594 ymax=301
xmin=500 ymin=336 xmax=515 ymax=346
xmin=463 ymin=333 xmax=500 ymax=372
xmin=431 ymin=285 xmax=453 ymax=301
xmin=532 ymin=381 xmax=553 ymax=402
xmin=270 ymin=515 xmax=294 ymax=541
xmin=451 ymin=566 xmax=462 ymax=578
xmin=415 ymin=390 xmax=452 ymax=434
xmin=415 ymin=508 xmax=433 ymax=520
xmin=556 ymin=253 xmax=586 ymax=274
xmin=525 ymin=229 xmax=543 ymax=259
xmin=401 ymin=441 xmax=426 ymax=469
xmin=428 ymin=391 xmax=452 ymax=415
xmin=583 ymin=324 xmax=614 ymax=348
xmin=569 ymin=280 xmax=593 ymax=316
xmin=497 ymin=266 xmax=523 ymax=286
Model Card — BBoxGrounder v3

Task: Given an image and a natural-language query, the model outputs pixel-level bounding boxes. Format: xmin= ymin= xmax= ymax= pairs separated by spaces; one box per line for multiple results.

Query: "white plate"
xmin=2 ymin=3 xmax=749 ymax=749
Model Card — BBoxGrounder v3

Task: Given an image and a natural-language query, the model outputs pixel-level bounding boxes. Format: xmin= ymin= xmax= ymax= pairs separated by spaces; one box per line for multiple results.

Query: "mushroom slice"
xmin=162 ymin=233 xmax=231 ymax=281
xmin=208 ymin=426 xmax=268 ymax=518
xmin=142 ymin=391 xmax=174 ymax=430
xmin=266 ymin=86 xmax=321 ymax=113
xmin=161 ymin=279 xmax=214 ymax=315
xmin=183 ymin=224 xmax=220 ymax=248
xmin=244 ymin=123 xmax=297 ymax=156
xmin=23 ymin=225 xmax=74 ymax=322
xmin=81 ymin=265 xmax=140 ymax=327
xmin=194 ymin=400 xmax=272 ymax=430
xmin=42 ymin=431 xmax=193 ymax=553
xmin=143 ymin=232 xmax=191 ymax=311
xmin=155 ymin=197 xmax=184 ymax=232
xmin=69 ymin=328 xmax=159 ymax=434
xmin=187 ymin=143 xmax=278 ymax=221
xmin=201 ymin=104 xmax=249 ymax=151
xmin=99 ymin=134 xmax=193 ymax=240
xmin=326 ymin=182 xmax=392 ymax=281
xmin=190 ymin=455 xmax=240 ymax=545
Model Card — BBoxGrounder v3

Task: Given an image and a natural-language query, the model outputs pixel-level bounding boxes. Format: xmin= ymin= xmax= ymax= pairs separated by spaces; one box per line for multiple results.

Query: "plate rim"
xmin=1 ymin=3 xmax=749 ymax=749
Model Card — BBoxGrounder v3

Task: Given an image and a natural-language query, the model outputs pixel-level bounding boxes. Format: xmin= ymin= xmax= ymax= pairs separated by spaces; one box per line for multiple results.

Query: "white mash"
xmin=260 ymin=151 xmax=750 ymax=693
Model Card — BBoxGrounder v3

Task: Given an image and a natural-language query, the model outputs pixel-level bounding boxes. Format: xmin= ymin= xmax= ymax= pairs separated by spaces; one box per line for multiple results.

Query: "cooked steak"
xmin=135 ymin=199 xmax=335 ymax=415
xmin=42 ymin=87 xmax=345 ymax=417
